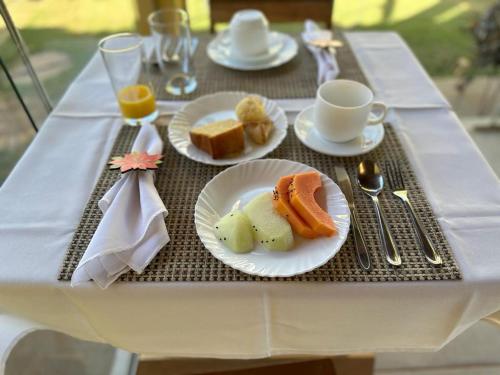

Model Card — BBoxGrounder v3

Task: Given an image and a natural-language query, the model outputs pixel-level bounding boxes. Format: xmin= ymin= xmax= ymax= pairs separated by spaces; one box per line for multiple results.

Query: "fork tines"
xmin=384 ymin=160 xmax=405 ymax=191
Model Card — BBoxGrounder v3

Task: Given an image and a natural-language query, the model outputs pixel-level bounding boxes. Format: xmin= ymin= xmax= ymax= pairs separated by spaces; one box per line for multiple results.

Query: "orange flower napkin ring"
xmin=109 ymin=152 xmax=162 ymax=173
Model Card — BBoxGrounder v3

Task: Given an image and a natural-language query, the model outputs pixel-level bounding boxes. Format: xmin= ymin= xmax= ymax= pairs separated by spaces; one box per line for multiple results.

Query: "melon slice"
xmin=289 ymin=171 xmax=336 ymax=237
xmin=214 ymin=210 xmax=254 ymax=253
xmin=272 ymin=175 xmax=318 ymax=239
xmin=243 ymin=192 xmax=294 ymax=251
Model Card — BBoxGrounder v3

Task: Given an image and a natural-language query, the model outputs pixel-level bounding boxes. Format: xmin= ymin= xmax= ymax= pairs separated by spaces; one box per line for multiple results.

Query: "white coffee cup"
xmin=313 ymin=80 xmax=387 ymax=143
xmin=229 ymin=10 xmax=269 ymax=58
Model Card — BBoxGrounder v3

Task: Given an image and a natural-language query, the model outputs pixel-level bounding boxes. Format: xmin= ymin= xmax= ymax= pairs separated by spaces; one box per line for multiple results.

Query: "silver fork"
xmin=384 ymin=161 xmax=442 ymax=265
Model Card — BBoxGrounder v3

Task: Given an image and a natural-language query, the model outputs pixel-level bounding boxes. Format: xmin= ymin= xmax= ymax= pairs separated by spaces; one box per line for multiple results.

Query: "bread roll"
xmin=235 ymin=96 xmax=267 ymax=123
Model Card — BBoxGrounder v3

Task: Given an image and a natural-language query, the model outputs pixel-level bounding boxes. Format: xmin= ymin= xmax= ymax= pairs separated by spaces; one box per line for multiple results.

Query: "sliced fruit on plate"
xmin=243 ymin=192 xmax=294 ymax=251
xmin=273 ymin=174 xmax=318 ymax=239
xmin=214 ymin=210 xmax=254 ymax=253
xmin=289 ymin=171 xmax=336 ymax=237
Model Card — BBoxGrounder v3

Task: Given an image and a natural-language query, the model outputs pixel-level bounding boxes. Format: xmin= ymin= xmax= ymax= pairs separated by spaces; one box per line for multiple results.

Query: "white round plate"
xmin=294 ymin=106 xmax=385 ymax=157
xmin=168 ymin=92 xmax=288 ymax=166
xmin=194 ymin=159 xmax=350 ymax=277
xmin=207 ymin=30 xmax=298 ymax=71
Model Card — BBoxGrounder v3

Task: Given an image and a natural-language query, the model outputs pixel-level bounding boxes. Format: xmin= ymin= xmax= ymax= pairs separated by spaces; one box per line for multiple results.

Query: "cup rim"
xmin=317 ymin=79 xmax=373 ymax=109
xmin=98 ymin=33 xmax=143 ymax=54
xmin=148 ymin=8 xmax=189 ymax=27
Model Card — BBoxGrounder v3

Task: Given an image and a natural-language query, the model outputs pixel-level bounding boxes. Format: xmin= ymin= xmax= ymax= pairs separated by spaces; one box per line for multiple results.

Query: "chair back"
xmin=209 ymin=0 xmax=334 ymax=33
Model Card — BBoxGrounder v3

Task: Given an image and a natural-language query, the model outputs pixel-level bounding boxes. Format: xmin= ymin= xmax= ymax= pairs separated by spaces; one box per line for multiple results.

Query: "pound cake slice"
xmin=189 ymin=119 xmax=245 ymax=159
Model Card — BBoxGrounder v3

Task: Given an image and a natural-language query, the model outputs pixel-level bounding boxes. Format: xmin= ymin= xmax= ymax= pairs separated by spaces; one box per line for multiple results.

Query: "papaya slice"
xmin=272 ymin=175 xmax=318 ymax=239
xmin=289 ymin=171 xmax=336 ymax=237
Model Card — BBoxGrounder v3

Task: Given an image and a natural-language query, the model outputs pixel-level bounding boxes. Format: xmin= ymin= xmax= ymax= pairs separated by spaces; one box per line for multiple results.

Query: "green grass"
xmin=332 ymin=0 xmax=494 ymax=76
xmin=6 ymin=0 xmax=136 ymax=33
xmin=3 ymin=0 xmax=136 ymax=102
xmin=2 ymin=0 xmax=495 ymax=103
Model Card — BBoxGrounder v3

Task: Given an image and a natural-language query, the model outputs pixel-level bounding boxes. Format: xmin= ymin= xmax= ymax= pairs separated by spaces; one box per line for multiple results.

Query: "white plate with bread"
xmin=168 ymin=92 xmax=288 ymax=166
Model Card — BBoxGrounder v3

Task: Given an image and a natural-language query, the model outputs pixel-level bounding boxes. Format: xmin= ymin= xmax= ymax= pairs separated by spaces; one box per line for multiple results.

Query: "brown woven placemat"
xmin=59 ymin=124 xmax=461 ymax=282
xmin=152 ymin=32 xmax=367 ymax=100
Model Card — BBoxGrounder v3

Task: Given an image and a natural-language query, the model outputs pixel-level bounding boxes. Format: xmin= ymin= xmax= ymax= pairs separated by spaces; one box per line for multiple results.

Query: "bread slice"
xmin=189 ymin=119 xmax=245 ymax=159
xmin=244 ymin=119 xmax=274 ymax=145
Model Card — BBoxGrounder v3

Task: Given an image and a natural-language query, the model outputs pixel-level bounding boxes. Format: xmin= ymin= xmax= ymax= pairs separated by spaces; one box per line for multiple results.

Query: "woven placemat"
xmin=152 ymin=32 xmax=367 ymax=100
xmin=59 ymin=124 xmax=461 ymax=282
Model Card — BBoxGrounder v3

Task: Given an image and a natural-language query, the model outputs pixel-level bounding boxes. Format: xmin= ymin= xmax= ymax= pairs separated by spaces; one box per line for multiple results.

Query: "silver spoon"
xmin=357 ymin=160 xmax=402 ymax=266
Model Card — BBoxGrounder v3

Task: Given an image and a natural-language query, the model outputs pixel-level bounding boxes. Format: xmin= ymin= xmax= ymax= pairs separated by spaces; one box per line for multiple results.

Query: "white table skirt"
xmin=0 ymin=32 xmax=499 ymax=358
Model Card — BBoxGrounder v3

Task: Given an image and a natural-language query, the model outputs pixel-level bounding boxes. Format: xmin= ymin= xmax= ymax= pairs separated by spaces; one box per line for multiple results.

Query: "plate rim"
xmin=207 ymin=31 xmax=298 ymax=71
xmin=194 ymin=158 xmax=351 ymax=277
xmin=294 ymin=105 xmax=385 ymax=157
xmin=168 ymin=91 xmax=288 ymax=166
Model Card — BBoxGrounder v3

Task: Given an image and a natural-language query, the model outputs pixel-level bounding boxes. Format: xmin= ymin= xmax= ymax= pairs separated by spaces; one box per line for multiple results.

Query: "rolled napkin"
xmin=71 ymin=123 xmax=169 ymax=288
xmin=302 ymin=20 xmax=340 ymax=85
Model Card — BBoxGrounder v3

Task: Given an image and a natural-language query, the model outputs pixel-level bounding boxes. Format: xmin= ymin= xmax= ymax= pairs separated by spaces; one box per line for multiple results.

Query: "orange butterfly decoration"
xmin=109 ymin=152 xmax=163 ymax=173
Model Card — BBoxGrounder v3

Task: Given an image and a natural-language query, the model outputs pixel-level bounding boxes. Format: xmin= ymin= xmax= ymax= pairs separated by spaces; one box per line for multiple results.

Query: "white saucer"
xmin=294 ymin=106 xmax=385 ymax=157
xmin=207 ymin=30 xmax=298 ymax=71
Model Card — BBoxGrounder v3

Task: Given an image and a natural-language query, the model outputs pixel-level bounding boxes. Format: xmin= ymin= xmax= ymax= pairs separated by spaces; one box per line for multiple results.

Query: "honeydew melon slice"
xmin=244 ymin=192 xmax=294 ymax=251
xmin=214 ymin=210 xmax=254 ymax=253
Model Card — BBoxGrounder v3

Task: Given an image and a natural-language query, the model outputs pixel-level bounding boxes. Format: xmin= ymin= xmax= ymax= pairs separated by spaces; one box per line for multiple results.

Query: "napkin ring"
xmin=109 ymin=152 xmax=163 ymax=173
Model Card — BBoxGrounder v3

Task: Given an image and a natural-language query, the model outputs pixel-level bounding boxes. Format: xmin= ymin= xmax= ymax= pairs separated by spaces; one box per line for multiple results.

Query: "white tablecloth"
xmin=0 ymin=32 xmax=499 ymax=358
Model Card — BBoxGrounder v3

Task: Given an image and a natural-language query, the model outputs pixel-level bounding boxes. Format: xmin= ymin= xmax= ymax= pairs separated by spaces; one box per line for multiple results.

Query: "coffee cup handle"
xmin=367 ymin=102 xmax=387 ymax=125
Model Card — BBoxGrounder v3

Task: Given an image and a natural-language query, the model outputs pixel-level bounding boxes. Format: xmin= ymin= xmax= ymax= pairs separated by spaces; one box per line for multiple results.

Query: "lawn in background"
xmin=333 ymin=0 xmax=494 ymax=76
xmin=4 ymin=0 xmax=136 ymax=101
xmin=3 ymin=0 xmax=495 ymax=102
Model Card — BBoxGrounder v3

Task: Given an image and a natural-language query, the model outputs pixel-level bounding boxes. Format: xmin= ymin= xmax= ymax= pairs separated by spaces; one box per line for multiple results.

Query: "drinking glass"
xmin=99 ymin=33 xmax=158 ymax=125
xmin=148 ymin=8 xmax=197 ymax=96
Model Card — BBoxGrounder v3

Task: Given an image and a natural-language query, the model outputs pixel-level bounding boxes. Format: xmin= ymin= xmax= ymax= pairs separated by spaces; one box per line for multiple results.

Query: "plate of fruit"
xmin=194 ymin=159 xmax=350 ymax=277
xmin=168 ymin=92 xmax=288 ymax=165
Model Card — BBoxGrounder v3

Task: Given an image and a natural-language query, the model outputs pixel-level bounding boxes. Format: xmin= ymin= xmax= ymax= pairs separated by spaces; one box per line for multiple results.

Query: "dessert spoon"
xmin=357 ymin=160 xmax=402 ymax=266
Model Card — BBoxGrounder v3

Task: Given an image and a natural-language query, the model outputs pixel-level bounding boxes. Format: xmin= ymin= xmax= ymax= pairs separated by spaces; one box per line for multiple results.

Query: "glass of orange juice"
xmin=99 ymin=33 xmax=158 ymax=125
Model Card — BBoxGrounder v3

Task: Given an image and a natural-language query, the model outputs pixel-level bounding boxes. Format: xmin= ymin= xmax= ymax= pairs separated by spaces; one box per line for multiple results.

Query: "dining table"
xmin=1 ymin=31 xmax=500 ymax=361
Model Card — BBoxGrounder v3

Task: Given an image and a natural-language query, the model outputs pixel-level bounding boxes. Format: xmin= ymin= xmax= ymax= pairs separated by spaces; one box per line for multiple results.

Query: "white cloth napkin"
xmin=71 ymin=123 xmax=170 ymax=288
xmin=302 ymin=20 xmax=340 ymax=85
